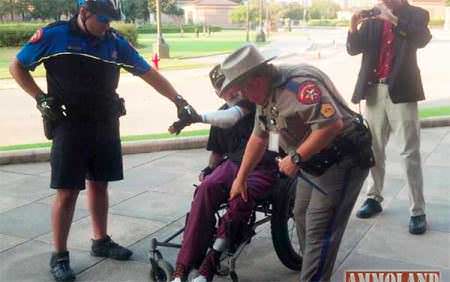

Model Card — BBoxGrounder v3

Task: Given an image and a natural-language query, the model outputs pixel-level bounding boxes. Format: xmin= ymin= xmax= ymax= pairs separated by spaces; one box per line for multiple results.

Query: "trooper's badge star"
xmin=297 ymin=81 xmax=321 ymax=105
xmin=29 ymin=29 xmax=43 ymax=44
xmin=320 ymin=103 xmax=336 ymax=118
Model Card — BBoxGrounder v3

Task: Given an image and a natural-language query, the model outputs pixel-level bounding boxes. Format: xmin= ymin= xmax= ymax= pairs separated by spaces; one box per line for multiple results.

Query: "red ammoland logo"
xmin=345 ymin=271 xmax=440 ymax=282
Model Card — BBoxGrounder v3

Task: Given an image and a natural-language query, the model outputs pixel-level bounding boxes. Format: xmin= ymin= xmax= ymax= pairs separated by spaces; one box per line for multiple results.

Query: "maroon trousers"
xmin=176 ymin=160 xmax=276 ymax=268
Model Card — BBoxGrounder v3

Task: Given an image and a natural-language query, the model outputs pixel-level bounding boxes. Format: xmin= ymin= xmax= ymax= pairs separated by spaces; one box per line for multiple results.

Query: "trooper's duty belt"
xmin=301 ymin=116 xmax=375 ymax=176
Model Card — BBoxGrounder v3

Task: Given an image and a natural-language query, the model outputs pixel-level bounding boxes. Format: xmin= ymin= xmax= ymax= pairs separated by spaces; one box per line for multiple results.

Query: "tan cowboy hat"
xmin=219 ymin=44 xmax=276 ymax=96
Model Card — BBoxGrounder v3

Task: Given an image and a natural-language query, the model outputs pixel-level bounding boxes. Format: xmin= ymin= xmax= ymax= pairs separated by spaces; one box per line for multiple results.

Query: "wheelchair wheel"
xmin=149 ymin=258 xmax=174 ymax=282
xmin=270 ymin=177 xmax=302 ymax=271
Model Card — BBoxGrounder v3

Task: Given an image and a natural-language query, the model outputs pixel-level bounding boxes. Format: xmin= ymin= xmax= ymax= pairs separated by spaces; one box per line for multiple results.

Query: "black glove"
xmin=168 ymin=107 xmax=202 ymax=135
xmin=35 ymin=93 xmax=64 ymax=121
xmin=170 ymin=96 xmax=202 ymax=135
xmin=174 ymin=95 xmax=199 ymax=121
xmin=169 ymin=119 xmax=189 ymax=135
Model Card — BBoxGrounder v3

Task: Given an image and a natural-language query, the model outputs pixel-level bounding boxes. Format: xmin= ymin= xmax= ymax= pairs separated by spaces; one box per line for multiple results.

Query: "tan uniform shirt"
xmin=253 ymin=64 xmax=353 ymax=155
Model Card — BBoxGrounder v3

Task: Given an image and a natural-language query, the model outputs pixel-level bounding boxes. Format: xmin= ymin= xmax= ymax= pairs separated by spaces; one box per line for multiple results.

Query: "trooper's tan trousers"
xmin=365 ymin=83 xmax=425 ymax=216
xmin=294 ymin=157 xmax=369 ymax=281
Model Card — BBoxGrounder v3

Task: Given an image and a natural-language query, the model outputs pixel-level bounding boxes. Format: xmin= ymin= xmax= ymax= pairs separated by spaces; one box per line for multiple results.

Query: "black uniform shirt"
xmin=16 ymin=16 xmax=151 ymax=112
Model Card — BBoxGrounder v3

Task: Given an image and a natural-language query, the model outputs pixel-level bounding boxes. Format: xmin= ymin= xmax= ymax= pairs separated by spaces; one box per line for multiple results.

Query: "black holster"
xmin=301 ymin=116 xmax=375 ymax=176
xmin=42 ymin=117 xmax=55 ymax=140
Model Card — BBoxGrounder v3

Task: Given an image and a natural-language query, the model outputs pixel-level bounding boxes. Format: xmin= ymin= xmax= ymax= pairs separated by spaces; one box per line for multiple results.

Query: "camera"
xmin=360 ymin=7 xmax=381 ymax=18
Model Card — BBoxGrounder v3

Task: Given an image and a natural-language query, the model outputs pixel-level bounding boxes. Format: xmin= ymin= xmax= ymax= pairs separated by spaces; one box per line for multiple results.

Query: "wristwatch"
xmin=290 ymin=152 xmax=304 ymax=168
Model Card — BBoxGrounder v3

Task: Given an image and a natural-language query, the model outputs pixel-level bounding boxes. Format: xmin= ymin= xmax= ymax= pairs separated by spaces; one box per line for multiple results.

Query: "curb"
xmin=0 ymin=136 xmax=208 ymax=165
xmin=0 ymin=117 xmax=449 ymax=166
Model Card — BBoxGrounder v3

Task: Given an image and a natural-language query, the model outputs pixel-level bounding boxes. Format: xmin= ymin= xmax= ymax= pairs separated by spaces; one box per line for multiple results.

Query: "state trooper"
xmin=9 ymin=1 xmax=195 ymax=281
xmin=223 ymin=45 xmax=374 ymax=281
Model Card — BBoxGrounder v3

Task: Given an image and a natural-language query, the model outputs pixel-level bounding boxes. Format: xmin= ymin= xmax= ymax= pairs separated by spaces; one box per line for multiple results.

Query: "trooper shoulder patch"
xmin=297 ymin=81 xmax=321 ymax=105
xmin=320 ymin=103 xmax=336 ymax=118
xmin=29 ymin=28 xmax=43 ymax=44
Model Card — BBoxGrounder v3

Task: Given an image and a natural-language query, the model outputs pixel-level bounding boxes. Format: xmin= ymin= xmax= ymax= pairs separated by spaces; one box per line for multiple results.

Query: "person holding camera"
xmin=9 ymin=1 xmax=196 ymax=281
xmin=347 ymin=0 xmax=431 ymax=234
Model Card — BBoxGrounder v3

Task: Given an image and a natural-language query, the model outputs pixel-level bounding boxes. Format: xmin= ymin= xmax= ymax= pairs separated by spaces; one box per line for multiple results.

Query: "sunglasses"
xmin=96 ymin=14 xmax=111 ymax=24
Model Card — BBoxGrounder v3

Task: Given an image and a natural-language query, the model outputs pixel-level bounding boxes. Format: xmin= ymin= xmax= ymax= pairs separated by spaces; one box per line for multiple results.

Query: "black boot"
xmin=409 ymin=215 xmax=427 ymax=235
xmin=91 ymin=235 xmax=132 ymax=260
xmin=356 ymin=198 xmax=383 ymax=219
xmin=49 ymin=251 xmax=75 ymax=282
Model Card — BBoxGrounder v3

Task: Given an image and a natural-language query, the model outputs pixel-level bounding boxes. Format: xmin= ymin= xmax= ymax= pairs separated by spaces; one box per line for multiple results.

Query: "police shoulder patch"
xmin=297 ymin=80 xmax=321 ymax=105
xmin=29 ymin=28 xmax=43 ymax=44
xmin=320 ymin=103 xmax=336 ymax=118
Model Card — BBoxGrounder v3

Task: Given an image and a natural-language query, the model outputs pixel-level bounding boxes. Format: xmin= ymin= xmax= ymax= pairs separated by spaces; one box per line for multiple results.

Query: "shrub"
xmin=0 ymin=24 xmax=46 ymax=47
xmin=112 ymin=23 xmax=138 ymax=46
xmin=307 ymin=19 xmax=349 ymax=27
xmin=0 ymin=22 xmax=138 ymax=47
xmin=428 ymin=18 xmax=444 ymax=27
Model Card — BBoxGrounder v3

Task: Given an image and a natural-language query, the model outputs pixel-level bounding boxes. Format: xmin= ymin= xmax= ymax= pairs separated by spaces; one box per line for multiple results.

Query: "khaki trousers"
xmin=294 ymin=158 xmax=369 ymax=281
xmin=364 ymin=83 xmax=425 ymax=216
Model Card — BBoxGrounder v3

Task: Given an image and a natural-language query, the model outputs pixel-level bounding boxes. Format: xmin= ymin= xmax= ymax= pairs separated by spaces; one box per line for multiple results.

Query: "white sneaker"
xmin=188 ymin=269 xmax=200 ymax=281
xmin=192 ymin=275 xmax=208 ymax=282
xmin=171 ymin=278 xmax=183 ymax=282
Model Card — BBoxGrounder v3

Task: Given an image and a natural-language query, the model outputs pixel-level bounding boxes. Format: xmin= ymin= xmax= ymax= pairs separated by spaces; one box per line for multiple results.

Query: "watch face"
xmin=292 ymin=153 xmax=301 ymax=165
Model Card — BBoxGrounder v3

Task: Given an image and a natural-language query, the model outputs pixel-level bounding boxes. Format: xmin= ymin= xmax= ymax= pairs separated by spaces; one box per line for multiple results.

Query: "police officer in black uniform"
xmin=9 ymin=1 xmax=195 ymax=281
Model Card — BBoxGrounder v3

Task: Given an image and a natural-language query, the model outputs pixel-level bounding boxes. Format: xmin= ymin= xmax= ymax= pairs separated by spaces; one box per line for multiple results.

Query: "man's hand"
xmin=350 ymin=10 xmax=365 ymax=33
xmin=229 ymin=178 xmax=248 ymax=202
xmin=35 ymin=93 xmax=63 ymax=121
xmin=277 ymin=155 xmax=299 ymax=178
xmin=375 ymin=3 xmax=398 ymax=25
xmin=168 ymin=105 xmax=202 ymax=135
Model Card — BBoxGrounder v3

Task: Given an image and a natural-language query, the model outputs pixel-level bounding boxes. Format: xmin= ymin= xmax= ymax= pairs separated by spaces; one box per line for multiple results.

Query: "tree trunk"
xmin=9 ymin=0 xmax=14 ymax=21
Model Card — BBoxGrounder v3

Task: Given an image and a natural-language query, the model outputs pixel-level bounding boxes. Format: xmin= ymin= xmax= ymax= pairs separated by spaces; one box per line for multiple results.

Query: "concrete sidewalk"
xmin=0 ymin=126 xmax=449 ymax=282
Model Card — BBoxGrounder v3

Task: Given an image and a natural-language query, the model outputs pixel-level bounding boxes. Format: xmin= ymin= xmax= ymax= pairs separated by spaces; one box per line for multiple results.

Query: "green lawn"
xmin=138 ymin=30 xmax=257 ymax=59
xmin=0 ymin=30 xmax=256 ymax=79
xmin=0 ymin=129 xmax=210 ymax=152
xmin=419 ymin=106 xmax=450 ymax=118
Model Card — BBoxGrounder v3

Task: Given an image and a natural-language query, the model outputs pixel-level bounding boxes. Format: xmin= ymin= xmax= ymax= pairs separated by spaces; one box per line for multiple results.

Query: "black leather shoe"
xmin=356 ymin=198 xmax=382 ymax=218
xmin=50 ymin=251 xmax=76 ymax=282
xmin=409 ymin=215 xmax=427 ymax=235
xmin=91 ymin=235 xmax=132 ymax=260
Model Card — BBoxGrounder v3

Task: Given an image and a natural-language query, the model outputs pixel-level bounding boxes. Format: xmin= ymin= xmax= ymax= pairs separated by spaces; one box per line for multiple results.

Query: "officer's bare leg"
xmin=52 ymin=188 xmax=80 ymax=252
xmin=86 ymin=180 xmax=109 ymax=240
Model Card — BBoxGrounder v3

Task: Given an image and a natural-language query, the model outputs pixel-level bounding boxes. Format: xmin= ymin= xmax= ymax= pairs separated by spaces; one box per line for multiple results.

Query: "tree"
xmin=147 ymin=0 xmax=183 ymax=32
xmin=0 ymin=0 xmax=10 ymax=20
xmin=164 ymin=2 xmax=184 ymax=32
xmin=279 ymin=2 xmax=304 ymax=21
xmin=122 ymin=0 xmax=149 ymax=23
xmin=27 ymin=0 xmax=76 ymax=20
xmin=148 ymin=0 xmax=183 ymax=16
xmin=308 ymin=0 xmax=340 ymax=19
xmin=230 ymin=5 xmax=259 ymax=25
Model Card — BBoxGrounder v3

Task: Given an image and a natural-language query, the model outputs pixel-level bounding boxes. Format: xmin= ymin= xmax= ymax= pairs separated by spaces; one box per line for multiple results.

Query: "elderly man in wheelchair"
xmin=148 ymin=65 xmax=302 ymax=282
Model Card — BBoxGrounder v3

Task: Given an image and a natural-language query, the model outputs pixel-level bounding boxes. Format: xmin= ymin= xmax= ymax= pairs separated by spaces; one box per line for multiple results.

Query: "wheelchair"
xmin=148 ymin=173 xmax=302 ymax=282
